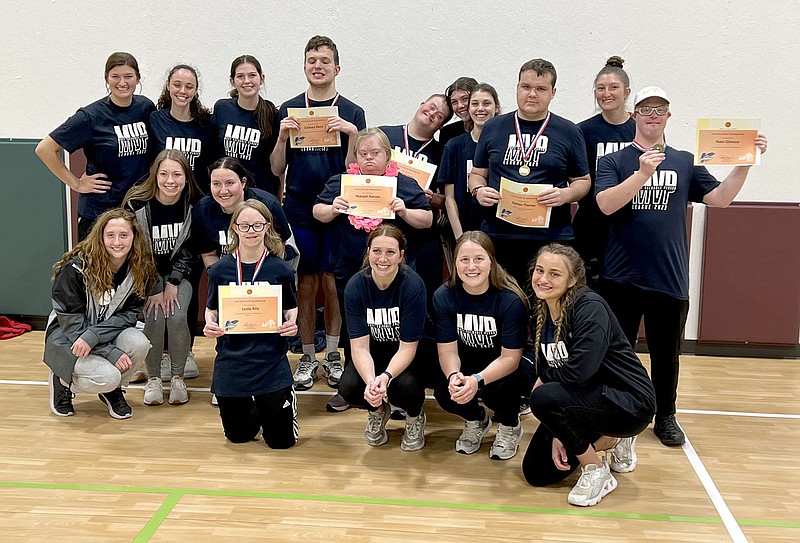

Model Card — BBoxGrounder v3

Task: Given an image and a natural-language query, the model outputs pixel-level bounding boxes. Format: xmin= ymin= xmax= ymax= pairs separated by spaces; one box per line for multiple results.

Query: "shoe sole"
xmin=455 ymin=419 xmax=492 ymax=455
xmin=48 ymin=373 xmax=74 ymax=417
xmin=365 ymin=432 xmax=388 ymax=446
xmin=143 ymin=398 xmax=163 ymax=406
xmin=326 ymin=402 xmax=350 ymax=412
xmin=99 ymin=394 xmax=132 ymax=419
xmin=568 ymin=476 xmax=618 ymax=507
xmin=401 ymin=438 xmax=425 ymax=452
xmin=168 ymin=391 xmax=189 ymax=405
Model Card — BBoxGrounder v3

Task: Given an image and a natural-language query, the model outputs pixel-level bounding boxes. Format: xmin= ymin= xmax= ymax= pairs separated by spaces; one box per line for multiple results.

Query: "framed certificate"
xmin=340 ymin=174 xmax=397 ymax=219
xmin=391 ymin=149 xmax=437 ymax=191
xmin=287 ymin=106 xmax=341 ymax=148
xmin=695 ymin=118 xmax=761 ymax=166
xmin=218 ymin=284 xmax=282 ymax=334
xmin=496 ymin=177 xmax=552 ymax=228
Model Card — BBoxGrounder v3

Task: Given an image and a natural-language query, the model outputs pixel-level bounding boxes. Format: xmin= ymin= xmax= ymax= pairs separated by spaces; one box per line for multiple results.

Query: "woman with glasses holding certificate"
xmin=203 ymin=199 xmax=299 ymax=449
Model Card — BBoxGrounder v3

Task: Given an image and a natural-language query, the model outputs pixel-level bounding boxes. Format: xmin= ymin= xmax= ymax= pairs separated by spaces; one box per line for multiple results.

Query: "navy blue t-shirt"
xmin=50 ymin=95 xmax=155 ymax=220
xmin=191 ymin=187 xmax=290 ymax=258
xmin=206 ymin=253 xmax=297 ymax=396
xmin=149 ymin=108 xmax=216 ymax=193
xmin=439 ymin=120 xmax=467 ymax=148
xmin=433 ymin=284 xmax=526 ymax=374
xmin=596 ymin=145 xmax=720 ymax=299
xmin=316 ymin=173 xmax=430 ymax=276
xmin=344 ymin=267 xmax=427 ymax=367
xmin=473 ymin=111 xmax=589 ymax=240
xmin=380 ymin=124 xmax=444 ymax=189
xmin=439 ymin=132 xmax=483 ymax=232
xmin=212 ymin=97 xmax=280 ymax=196
xmin=279 ymin=93 xmax=367 ymax=228
xmin=148 ymin=198 xmax=185 ymax=275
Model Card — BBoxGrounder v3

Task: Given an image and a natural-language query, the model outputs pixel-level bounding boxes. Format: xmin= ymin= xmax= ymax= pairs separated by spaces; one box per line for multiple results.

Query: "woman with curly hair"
xmin=44 ymin=208 xmax=156 ymax=419
xmin=522 ymin=243 xmax=655 ymax=507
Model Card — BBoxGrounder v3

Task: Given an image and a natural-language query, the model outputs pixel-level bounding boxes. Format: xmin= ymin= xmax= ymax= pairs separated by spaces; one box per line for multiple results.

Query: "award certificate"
xmin=391 ymin=149 xmax=438 ymax=191
xmin=495 ymin=177 xmax=552 ymax=228
xmin=340 ymin=175 xmax=397 ymax=219
xmin=218 ymin=284 xmax=282 ymax=334
xmin=287 ymin=106 xmax=341 ymax=148
xmin=695 ymin=118 xmax=761 ymax=166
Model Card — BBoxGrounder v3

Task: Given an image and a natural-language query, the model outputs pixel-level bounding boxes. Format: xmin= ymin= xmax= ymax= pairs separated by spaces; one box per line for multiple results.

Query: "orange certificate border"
xmin=695 ymin=118 xmax=761 ymax=166
xmin=287 ymin=106 xmax=341 ymax=148
xmin=495 ymin=177 xmax=552 ymax=228
xmin=218 ymin=284 xmax=282 ymax=335
xmin=391 ymin=149 xmax=437 ymax=191
xmin=340 ymin=175 xmax=397 ymax=219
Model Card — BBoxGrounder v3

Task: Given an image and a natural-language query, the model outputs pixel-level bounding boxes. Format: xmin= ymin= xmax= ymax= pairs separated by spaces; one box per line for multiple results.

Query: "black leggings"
xmin=339 ymin=355 xmax=427 ymax=417
xmin=216 ymin=385 xmax=298 ymax=449
xmin=521 ymin=381 xmax=650 ymax=486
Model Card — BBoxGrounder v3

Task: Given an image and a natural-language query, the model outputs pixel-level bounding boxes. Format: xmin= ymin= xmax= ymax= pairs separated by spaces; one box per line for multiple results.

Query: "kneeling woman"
xmin=44 ymin=208 xmax=156 ymax=419
xmin=522 ymin=244 xmax=655 ymax=507
xmin=339 ymin=225 xmax=428 ymax=451
xmin=432 ymin=231 xmax=528 ymax=460
xmin=203 ymin=200 xmax=299 ymax=449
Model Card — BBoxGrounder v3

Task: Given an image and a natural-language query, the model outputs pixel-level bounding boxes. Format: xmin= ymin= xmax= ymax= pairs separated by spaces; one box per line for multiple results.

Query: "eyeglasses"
xmin=635 ymin=105 xmax=669 ymax=116
xmin=234 ymin=222 xmax=267 ymax=232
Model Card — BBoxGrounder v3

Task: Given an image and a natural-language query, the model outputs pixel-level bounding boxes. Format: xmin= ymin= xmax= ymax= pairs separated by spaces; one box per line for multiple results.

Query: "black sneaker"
xmin=654 ymin=415 xmax=685 ymax=446
xmin=49 ymin=371 xmax=75 ymax=417
xmin=99 ymin=388 xmax=133 ymax=419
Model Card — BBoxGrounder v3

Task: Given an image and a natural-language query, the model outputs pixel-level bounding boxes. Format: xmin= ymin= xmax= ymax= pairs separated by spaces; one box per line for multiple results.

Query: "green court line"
xmin=1 ymin=480 xmax=798 ymax=530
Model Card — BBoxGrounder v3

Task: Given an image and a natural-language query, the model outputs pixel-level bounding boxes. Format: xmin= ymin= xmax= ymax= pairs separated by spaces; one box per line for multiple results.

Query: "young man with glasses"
xmin=595 ymin=86 xmax=768 ymax=446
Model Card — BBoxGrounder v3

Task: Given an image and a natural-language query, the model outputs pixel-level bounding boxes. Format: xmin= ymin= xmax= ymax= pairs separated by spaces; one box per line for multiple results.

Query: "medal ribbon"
xmin=514 ymin=112 xmax=551 ymax=165
xmin=235 ymin=247 xmax=268 ymax=286
xmin=403 ymin=124 xmax=433 ymax=155
xmin=305 ymin=91 xmax=340 ymax=108
xmin=632 ymin=138 xmax=667 ymax=152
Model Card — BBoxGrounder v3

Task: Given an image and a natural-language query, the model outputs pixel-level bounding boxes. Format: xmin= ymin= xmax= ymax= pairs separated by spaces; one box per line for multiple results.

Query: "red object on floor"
xmin=0 ymin=316 xmax=32 ymax=339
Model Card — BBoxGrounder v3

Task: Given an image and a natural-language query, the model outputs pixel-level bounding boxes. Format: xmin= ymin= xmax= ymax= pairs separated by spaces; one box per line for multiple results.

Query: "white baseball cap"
xmin=634 ymin=86 xmax=670 ymax=106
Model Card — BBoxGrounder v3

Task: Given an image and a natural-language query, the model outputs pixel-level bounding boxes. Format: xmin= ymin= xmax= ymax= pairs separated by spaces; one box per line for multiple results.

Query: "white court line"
xmin=679 ymin=408 xmax=800 ymax=420
xmin=682 ymin=430 xmax=748 ymax=543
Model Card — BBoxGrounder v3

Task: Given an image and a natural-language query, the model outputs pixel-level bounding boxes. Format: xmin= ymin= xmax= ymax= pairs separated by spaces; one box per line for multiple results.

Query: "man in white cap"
xmin=595 ymin=86 xmax=768 ymax=446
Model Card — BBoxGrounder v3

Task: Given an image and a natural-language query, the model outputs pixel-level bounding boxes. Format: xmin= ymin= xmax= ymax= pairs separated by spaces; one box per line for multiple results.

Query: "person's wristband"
xmin=382 ymin=371 xmax=393 ymax=381
xmin=447 ymin=371 xmax=459 ymax=383
xmin=471 ymin=185 xmax=485 ymax=198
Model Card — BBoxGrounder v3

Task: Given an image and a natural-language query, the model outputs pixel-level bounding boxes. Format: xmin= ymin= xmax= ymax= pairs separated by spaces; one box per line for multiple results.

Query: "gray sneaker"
xmin=455 ymin=410 xmax=492 ymax=454
xmin=365 ymin=403 xmax=390 ymax=446
xmin=489 ymin=421 xmax=523 ymax=460
xmin=608 ymin=436 xmax=637 ymax=473
xmin=321 ymin=351 xmax=344 ymax=388
xmin=293 ymin=354 xmax=318 ymax=390
xmin=400 ymin=410 xmax=427 ymax=452
xmin=161 ymin=352 xmax=199 ymax=381
xmin=168 ymin=375 xmax=189 ymax=405
xmin=143 ymin=377 xmax=164 ymax=406
xmin=568 ymin=457 xmax=618 ymax=507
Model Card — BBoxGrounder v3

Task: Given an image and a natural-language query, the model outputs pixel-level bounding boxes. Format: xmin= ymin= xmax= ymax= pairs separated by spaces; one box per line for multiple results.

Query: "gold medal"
xmin=652 ymin=143 xmax=665 ymax=153
xmin=519 ymin=164 xmax=531 ymax=176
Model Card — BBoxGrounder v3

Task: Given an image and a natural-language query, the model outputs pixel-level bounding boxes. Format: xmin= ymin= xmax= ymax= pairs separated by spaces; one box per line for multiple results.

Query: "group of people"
xmin=38 ymin=36 xmax=768 ymax=508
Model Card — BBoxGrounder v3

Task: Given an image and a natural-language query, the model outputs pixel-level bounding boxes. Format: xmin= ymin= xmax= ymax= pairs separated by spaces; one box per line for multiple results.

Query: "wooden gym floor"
xmin=0 ymin=332 xmax=798 ymax=542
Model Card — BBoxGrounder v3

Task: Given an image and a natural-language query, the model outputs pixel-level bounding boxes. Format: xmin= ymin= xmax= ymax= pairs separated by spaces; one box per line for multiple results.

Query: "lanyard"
xmin=514 ymin=112 xmax=551 ymax=165
xmin=305 ymin=91 xmax=340 ymax=108
xmin=235 ymin=248 xmax=267 ymax=285
xmin=403 ymin=124 xmax=433 ymax=155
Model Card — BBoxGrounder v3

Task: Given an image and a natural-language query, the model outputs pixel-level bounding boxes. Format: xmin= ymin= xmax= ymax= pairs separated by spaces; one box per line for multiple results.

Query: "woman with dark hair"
xmin=44 ymin=208 xmax=156 ymax=419
xmin=439 ymin=76 xmax=478 ymax=147
xmin=338 ymin=225 xmax=429 ymax=451
xmin=432 ymin=231 xmax=528 ymax=460
xmin=212 ymin=55 xmax=281 ymax=196
xmin=124 ymin=150 xmax=202 ymax=405
xmin=36 ymin=52 xmax=155 ymax=240
xmin=150 ymin=64 xmax=215 ymax=192
xmin=203 ymin=199 xmax=299 ymax=449
xmin=521 ymin=243 xmax=655 ymax=507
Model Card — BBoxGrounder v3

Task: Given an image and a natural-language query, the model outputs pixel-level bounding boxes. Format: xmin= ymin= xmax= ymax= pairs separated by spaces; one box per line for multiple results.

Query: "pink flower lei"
xmin=346 ymin=161 xmax=399 ymax=232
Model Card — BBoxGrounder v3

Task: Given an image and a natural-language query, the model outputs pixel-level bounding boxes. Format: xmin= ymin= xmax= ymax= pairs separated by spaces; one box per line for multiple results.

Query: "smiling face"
xmin=210 ymin=168 xmax=245 ymax=212
xmin=155 ymin=158 xmax=187 ymax=205
xmin=531 ymin=252 xmax=576 ymax=306
xmin=455 ymin=241 xmax=492 ymax=294
xmin=168 ymin=68 xmax=198 ymax=110
xmin=106 ymin=65 xmax=139 ymax=104
xmin=469 ymin=90 xmax=499 ymax=129
xmin=368 ymin=235 xmax=403 ymax=281
xmin=516 ymin=70 xmax=556 ymax=121
xmin=632 ymin=96 xmax=671 ymax=140
xmin=450 ymin=89 xmax=471 ymax=123
xmin=233 ymin=206 xmax=269 ymax=251
xmin=595 ymin=73 xmax=630 ymax=114
xmin=103 ymin=217 xmax=135 ymax=268
xmin=414 ymin=96 xmax=449 ymax=133
xmin=356 ymin=135 xmax=390 ymax=175
xmin=304 ymin=45 xmax=340 ymax=88
xmin=231 ymin=62 xmax=263 ymax=99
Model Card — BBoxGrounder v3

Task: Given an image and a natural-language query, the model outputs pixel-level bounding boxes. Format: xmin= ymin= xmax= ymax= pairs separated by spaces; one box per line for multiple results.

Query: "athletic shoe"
xmin=519 ymin=398 xmax=531 ymax=416
xmin=49 ymin=371 xmax=74 ymax=417
xmin=168 ymin=375 xmax=189 ymax=405
xmin=98 ymin=388 xmax=132 ymax=419
xmin=211 ymin=394 xmax=218 ymax=407
xmin=608 ymin=436 xmax=637 ymax=473
xmin=400 ymin=410 xmax=427 ymax=452
xmin=161 ymin=351 xmax=199 ymax=381
xmin=568 ymin=458 xmax=618 ymax=507
xmin=293 ymin=354 xmax=318 ymax=390
xmin=489 ymin=421 xmax=523 ymax=460
xmin=129 ymin=369 xmax=148 ymax=383
xmin=142 ymin=377 xmax=164 ymax=406
xmin=325 ymin=393 xmax=350 ymax=412
xmin=364 ymin=402 xmax=390 ymax=446
xmin=455 ymin=410 xmax=492 ymax=454
xmin=160 ymin=352 xmax=171 ymax=382
xmin=654 ymin=415 xmax=686 ymax=446
xmin=321 ymin=351 xmax=344 ymax=388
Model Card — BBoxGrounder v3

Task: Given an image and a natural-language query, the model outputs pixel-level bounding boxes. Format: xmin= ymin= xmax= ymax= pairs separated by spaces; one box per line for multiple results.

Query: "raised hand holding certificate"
xmin=340 ymin=174 xmax=397 ymax=219
xmin=391 ymin=149 xmax=437 ymax=191
xmin=695 ymin=118 xmax=761 ymax=166
xmin=496 ymin=177 xmax=552 ymax=228
xmin=218 ymin=284 xmax=282 ymax=334
xmin=287 ymin=106 xmax=341 ymax=148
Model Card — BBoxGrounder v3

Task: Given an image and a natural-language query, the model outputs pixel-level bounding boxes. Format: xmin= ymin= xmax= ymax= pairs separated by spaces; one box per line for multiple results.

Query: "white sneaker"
xmin=364 ymin=402 xmax=390 ymax=446
xmin=160 ymin=353 xmax=171 ymax=382
xmin=455 ymin=411 xmax=492 ymax=454
xmin=568 ymin=458 xmax=618 ymax=507
xmin=608 ymin=436 xmax=637 ymax=473
xmin=169 ymin=375 xmax=189 ymax=405
xmin=400 ymin=410 xmax=426 ymax=452
xmin=293 ymin=354 xmax=318 ymax=390
xmin=143 ymin=377 xmax=163 ymax=406
xmin=161 ymin=352 xmax=199 ymax=381
xmin=211 ymin=394 xmax=218 ymax=407
xmin=321 ymin=351 xmax=344 ymax=388
xmin=489 ymin=421 xmax=523 ymax=460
